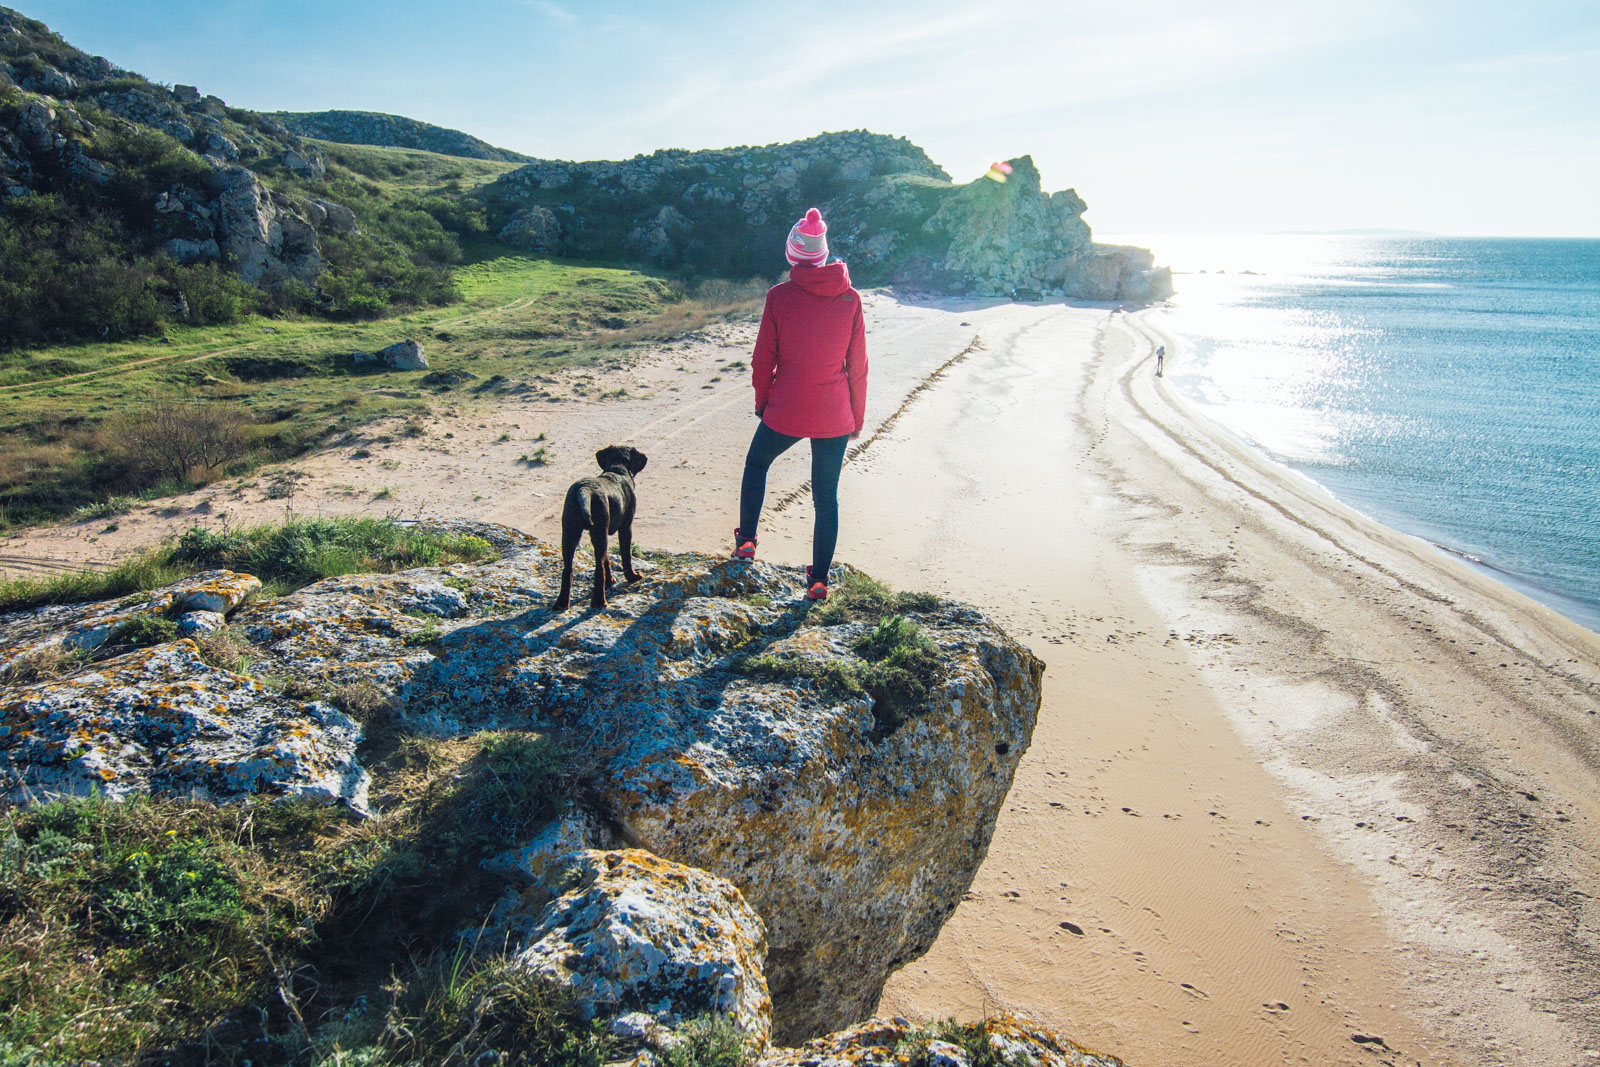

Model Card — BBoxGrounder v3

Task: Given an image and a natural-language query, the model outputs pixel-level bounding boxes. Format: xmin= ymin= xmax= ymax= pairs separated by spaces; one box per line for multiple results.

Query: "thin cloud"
xmin=523 ymin=0 xmax=577 ymax=24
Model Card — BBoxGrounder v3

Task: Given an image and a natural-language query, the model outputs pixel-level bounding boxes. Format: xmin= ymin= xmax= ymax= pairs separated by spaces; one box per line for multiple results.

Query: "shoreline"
xmin=3 ymin=296 xmax=1598 ymax=1064
xmin=1152 ymin=323 xmax=1600 ymax=637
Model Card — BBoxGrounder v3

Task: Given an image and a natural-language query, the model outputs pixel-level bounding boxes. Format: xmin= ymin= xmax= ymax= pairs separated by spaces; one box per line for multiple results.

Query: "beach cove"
xmin=4 ymin=296 xmax=1597 ymax=1066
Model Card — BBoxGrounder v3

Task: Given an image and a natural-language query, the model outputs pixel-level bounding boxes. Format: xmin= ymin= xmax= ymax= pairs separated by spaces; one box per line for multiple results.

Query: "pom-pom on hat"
xmin=786 ymin=207 xmax=829 ymax=266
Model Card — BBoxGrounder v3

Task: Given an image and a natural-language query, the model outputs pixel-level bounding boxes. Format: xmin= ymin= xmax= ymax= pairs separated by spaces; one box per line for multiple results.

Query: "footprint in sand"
xmin=1180 ymin=982 xmax=1209 ymax=999
xmin=1058 ymin=921 xmax=1085 ymax=935
xmin=1263 ymin=1002 xmax=1290 ymax=1013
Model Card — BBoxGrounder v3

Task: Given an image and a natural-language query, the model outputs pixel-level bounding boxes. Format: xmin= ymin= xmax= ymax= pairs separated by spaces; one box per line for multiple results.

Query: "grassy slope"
xmin=304 ymin=139 xmax=522 ymax=194
xmin=0 ymin=254 xmax=686 ymax=525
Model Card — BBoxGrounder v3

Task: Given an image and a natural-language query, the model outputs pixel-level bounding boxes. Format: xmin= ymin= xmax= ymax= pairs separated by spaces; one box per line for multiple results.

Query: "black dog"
xmin=553 ymin=444 xmax=648 ymax=611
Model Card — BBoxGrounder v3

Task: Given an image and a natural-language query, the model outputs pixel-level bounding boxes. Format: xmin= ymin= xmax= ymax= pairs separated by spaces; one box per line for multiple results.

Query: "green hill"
xmin=0 ymin=6 xmax=494 ymax=349
xmin=273 ymin=109 xmax=534 ymax=163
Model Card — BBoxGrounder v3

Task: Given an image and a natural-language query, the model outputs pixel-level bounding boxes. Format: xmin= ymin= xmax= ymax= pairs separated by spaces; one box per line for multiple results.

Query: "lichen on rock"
xmin=0 ymin=520 xmax=1042 ymax=1045
xmin=0 ymin=639 xmax=368 ymax=810
xmin=758 ymin=1014 xmax=1124 ymax=1067
xmin=490 ymin=848 xmax=771 ymax=1043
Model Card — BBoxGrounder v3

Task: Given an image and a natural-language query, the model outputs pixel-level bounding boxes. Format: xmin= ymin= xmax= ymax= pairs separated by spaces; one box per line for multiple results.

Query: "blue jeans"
xmin=739 ymin=421 xmax=850 ymax=579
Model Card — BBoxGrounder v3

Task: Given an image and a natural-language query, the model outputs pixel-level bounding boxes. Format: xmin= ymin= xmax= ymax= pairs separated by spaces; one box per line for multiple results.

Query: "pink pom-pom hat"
xmin=786 ymin=207 xmax=829 ymax=266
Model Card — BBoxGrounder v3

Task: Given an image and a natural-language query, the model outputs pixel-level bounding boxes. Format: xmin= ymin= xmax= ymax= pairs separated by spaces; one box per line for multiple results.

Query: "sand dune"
xmin=5 ymin=297 xmax=1597 ymax=1067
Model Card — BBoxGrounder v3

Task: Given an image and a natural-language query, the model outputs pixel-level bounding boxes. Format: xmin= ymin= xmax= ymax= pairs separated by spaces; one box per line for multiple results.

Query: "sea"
xmin=1105 ymin=234 xmax=1600 ymax=634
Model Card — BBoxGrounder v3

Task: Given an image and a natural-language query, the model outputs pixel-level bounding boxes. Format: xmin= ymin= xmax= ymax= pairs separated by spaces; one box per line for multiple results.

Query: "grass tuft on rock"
xmin=171 ymin=518 xmax=496 ymax=590
xmin=662 ymin=1013 xmax=754 ymax=1067
xmin=0 ymin=552 xmax=189 ymax=617
xmin=808 ymin=571 xmax=940 ymax=626
xmin=0 ymin=517 xmax=499 ymax=616
xmin=319 ymin=953 xmax=617 ymax=1067
xmin=897 ymin=1019 xmax=1031 ymax=1067
xmin=0 ymin=794 xmax=350 ymax=1063
xmin=732 ymin=609 xmax=946 ymax=738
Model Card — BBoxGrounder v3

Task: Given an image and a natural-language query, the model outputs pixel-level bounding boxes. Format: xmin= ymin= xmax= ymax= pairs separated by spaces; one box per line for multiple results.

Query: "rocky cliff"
xmin=482 ymin=134 xmax=1173 ymax=302
xmin=1 ymin=520 xmax=1045 ymax=1044
xmin=0 ymin=6 xmax=465 ymax=344
xmin=272 ymin=108 xmax=534 ymax=162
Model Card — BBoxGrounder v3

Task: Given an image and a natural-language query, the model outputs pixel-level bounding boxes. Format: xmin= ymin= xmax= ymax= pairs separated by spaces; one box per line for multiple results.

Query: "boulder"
xmin=0 ymin=640 xmax=368 ymax=810
xmin=0 ymin=569 xmax=260 ymax=663
xmin=313 ymin=198 xmax=358 ymax=233
xmin=759 ymin=1014 xmax=1123 ymax=1067
xmin=176 ymin=610 xmax=227 ymax=637
xmin=495 ymin=849 xmax=771 ymax=1043
xmin=281 ymin=146 xmax=325 ymax=180
xmin=203 ymin=131 xmax=239 ymax=160
xmin=19 ymin=60 xmax=73 ymax=97
xmin=16 ymin=99 xmax=60 ymax=153
xmin=379 ymin=338 xmax=427 ymax=370
xmin=216 ymin=165 xmax=323 ymax=287
xmin=628 ymin=204 xmax=693 ymax=264
xmin=163 ymin=237 xmax=221 ymax=264
xmin=173 ymin=83 xmax=201 ymax=104
xmin=498 ymin=205 xmax=561 ymax=253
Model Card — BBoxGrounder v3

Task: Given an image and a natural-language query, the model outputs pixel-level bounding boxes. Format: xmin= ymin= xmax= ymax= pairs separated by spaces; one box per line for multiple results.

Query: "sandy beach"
xmin=4 ymin=297 xmax=1598 ymax=1066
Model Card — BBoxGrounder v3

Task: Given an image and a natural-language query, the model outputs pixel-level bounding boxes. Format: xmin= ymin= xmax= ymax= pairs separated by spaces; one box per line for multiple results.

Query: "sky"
xmin=15 ymin=0 xmax=1600 ymax=235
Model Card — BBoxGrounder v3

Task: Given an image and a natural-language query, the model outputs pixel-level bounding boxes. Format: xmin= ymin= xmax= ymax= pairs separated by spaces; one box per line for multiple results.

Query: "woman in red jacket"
xmin=734 ymin=207 xmax=868 ymax=600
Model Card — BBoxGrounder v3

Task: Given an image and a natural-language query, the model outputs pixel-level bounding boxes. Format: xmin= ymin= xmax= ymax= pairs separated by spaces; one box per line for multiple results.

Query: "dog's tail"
xmin=571 ymin=485 xmax=596 ymax=528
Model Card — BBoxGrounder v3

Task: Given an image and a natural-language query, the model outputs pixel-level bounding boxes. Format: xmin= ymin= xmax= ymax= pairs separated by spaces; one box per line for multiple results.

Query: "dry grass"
xmin=0 ymin=642 xmax=90 ymax=685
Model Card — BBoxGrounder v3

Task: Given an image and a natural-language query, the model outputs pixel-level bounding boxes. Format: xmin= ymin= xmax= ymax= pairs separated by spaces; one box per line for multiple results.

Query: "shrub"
xmin=662 ymin=1014 xmax=752 ymax=1067
xmin=354 ymin=954 xmax=616 ymax=1067
xmin=165 ymin=262 xmax=260 ymax=325
xmin=115 ymin=613 xmax=179 ymax=647
xmin=104 ymin=399 xmax=251 ymax=486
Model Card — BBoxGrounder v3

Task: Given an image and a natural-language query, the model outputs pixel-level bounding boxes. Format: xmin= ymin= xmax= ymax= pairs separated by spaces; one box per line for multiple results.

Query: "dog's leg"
xmin=589 ymin=500 xmax=610 ymax=609
xmin=554 ymin=517 xmax=581 ymax=611
xmin=618 ymin=521 xmax=641 ymax=583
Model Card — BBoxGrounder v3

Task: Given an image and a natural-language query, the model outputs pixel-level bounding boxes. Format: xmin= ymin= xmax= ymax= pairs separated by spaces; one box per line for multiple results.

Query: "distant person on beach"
xmin=734 ymin=207 xmax=868 ymax=601
xmin=1156 ymin=345 xmax=1165 ymax=376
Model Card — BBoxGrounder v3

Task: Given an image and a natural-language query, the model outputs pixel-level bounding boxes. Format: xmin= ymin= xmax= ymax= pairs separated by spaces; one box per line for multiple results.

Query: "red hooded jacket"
xmin=751 ymin=261 xmax=868 ymax=439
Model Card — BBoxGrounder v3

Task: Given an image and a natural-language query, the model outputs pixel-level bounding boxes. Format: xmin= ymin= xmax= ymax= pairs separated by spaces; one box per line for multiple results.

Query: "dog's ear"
xmin=626 ymin=447 xmax=647 ymax=475
xmin=595 ymin=446 xmax=621 ymax=470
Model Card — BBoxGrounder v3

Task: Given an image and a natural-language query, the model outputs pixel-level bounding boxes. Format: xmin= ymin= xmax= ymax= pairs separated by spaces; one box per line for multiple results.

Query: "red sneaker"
xmin=733 ymin=528 xmax=756 ymax=560
xmin=804 ymin=565 xmax=828 ymax=600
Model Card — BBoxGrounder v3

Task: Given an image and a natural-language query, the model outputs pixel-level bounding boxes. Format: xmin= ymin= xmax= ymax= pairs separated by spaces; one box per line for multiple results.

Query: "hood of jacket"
xmin=789 ymin=260 xmax=852 ymax=297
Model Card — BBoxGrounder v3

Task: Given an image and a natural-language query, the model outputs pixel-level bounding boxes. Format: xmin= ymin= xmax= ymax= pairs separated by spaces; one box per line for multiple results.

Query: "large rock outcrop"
xmin=216 ymin=165 xmax=323 ymax=286
xmin=479 ymin=133 xmax=1172 ymax=302
xmin=0 ymin=521 xmax=1041 ymax=1043
xmin=0 ymin=6 xmax=353 ymax=297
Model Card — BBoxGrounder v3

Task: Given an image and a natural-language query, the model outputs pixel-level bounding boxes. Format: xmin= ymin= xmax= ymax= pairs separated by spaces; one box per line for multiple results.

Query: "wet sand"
xmin=5 ymin=298 xmax=1598 ymax=1066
